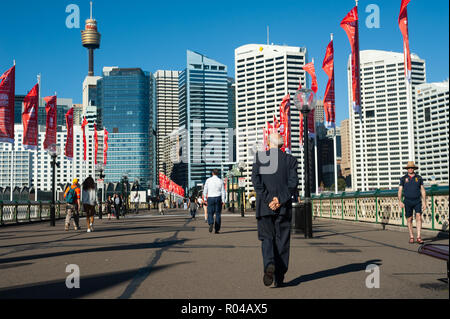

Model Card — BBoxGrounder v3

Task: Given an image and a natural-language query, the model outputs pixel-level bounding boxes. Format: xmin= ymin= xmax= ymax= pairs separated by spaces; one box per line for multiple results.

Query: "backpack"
xmin=66 ymin=187 xmax=78 ymax=204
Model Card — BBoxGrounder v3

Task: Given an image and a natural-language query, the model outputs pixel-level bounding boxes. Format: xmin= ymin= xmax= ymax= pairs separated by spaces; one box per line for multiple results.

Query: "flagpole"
xmin=36 ymin=74 xmax=41 ymax=201
xmin=329 ymin=32 xmax=339 ymax=195
xmin=10 ymin=60 xmax=16 ymax=202
xmin=355 ymin=0 xmax=366 ymax=192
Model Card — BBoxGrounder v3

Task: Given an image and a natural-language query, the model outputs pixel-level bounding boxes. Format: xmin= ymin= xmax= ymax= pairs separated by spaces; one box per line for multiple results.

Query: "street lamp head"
xmin=294 ymin=88 xmax=316 ymax=113
xmin=96 ymin=163 xmax=105 ymax=172
xmin=48 ymin=144 xmax=61 ymax=157
xmin=238 ymin=161 xmax=245 ymax=171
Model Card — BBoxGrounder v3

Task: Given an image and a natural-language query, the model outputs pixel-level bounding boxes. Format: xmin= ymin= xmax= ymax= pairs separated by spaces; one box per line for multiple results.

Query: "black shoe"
xmin=263 ymin=264 xmax=276 ymax=287
xmin=274 ymin=275 xmax=285 ymax=288
xmin=215 ymin=231 xmax=220 ymax=234
xmin=209 ymin=224 xmax=214 ymax=233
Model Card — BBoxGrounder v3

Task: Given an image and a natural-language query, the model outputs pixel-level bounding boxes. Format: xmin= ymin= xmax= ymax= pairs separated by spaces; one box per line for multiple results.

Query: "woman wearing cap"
xmin=398 ymin=162 xmax=427 ymax=244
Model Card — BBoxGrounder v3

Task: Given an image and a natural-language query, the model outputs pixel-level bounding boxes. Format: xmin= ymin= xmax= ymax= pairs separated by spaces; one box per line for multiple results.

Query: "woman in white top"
xmin=82 ymin=177 xmax=97 ymax=233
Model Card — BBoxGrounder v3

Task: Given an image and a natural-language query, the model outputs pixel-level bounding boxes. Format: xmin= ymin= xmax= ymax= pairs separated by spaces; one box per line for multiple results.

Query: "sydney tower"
xmin=81 ymin=2 xmax=101 ymax=76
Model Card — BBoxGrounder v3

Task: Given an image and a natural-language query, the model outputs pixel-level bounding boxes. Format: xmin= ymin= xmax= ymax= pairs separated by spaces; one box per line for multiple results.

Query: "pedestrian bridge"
xmin=1 ymin=186 xmax=447 ymax=232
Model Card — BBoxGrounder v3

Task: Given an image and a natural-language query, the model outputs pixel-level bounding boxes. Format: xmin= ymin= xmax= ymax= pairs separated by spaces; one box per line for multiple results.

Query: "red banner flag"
xmin=94 ymin=123 xmax=98 ymax=165
xmin=22 ymin=83 xmax=39 ymax=150
xmin=81 ymin=117 xmax=88 ymax=161
xmin=303 ymin=62 xmax=318 ymax=94
xmin=399 ymin=0 xmax=412 ymax=83
xmin=341 ymin=6 xmax=361 ymax=115
xmin=263 ymin=126 xmax=268 ymax=151
xmin=104 ymin=129 xmax=109 ymax=166
xmin=323 ymin=39 xmax=336 ymax=129
xmin=273 ymin=114 xmax=279 ymax=133
xmin=65 ymin=108 xmax=74 ymax=159
xmin=43 ymin=96 xmax=57 ymax=151
xmin=279 ymin=95 xmax=292 ymax=154
xmin=0 ymin=65 xmax=15 ymax=144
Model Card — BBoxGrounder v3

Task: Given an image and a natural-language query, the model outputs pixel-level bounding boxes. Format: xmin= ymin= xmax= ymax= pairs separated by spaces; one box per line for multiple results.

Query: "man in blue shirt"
xmin=398 ymin=161 xmax=427 ymax=244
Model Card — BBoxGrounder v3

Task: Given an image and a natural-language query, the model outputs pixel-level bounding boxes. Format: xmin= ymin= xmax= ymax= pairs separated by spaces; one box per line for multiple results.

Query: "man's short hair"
xmin=212 ymin=169 xmax=220 ymax=176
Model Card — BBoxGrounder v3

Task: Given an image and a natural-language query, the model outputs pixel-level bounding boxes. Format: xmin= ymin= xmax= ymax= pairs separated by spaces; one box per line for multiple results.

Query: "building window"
xmin=425 ymin=107 xmax=431 ymax=122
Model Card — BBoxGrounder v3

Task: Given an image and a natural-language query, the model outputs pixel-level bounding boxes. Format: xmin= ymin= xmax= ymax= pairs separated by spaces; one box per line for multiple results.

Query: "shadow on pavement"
xmin=0 ymin=262 xmax=191 ymax=299
xmin=284 ymin=259 xmax=383 ymax=287
xmin=0 ymin=239 xmax=188 ymax=265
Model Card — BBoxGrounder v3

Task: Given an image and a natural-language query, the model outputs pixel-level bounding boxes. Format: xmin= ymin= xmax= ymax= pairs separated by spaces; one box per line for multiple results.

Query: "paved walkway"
xmin=0 ymin=209 xmax=447 ymax=299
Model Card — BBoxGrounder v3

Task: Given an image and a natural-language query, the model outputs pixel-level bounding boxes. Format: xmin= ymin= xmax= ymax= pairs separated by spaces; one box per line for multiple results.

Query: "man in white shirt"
xmin=203 ymin=169 xmax=226 ymax=234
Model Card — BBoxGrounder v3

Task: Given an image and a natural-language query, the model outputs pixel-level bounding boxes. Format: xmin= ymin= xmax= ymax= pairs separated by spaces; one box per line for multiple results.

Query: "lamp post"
xmin=48 ymin=144 xmax=61 ymax=227
xmin=238 ymin=161 xmax=246 ymax=218
xmin=96 ymin=163 xmax=105 ymax=219
xmin=294 ymin=88 xmax=316 ymax=238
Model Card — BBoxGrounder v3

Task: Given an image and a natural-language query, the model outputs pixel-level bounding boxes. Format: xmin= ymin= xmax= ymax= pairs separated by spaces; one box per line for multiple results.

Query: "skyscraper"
xmin=348 ymin=50 xmax=426 ymax=190
xmin=415 ymin=81 xmax=449 ymax=185
xmin=155 ymin=70 xmax=180 ymax=178
xmin=235 ymin=44 xmax=307 ymax=196
xmin=175 ymin=50 xmax=230 ymax=191
xmin=97 ymin=67 xmax=156 ymax=189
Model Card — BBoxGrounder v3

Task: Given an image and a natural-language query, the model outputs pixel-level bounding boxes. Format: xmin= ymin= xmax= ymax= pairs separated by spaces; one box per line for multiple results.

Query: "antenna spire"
xmin=90 ymin=1 xmax=93 ymax=19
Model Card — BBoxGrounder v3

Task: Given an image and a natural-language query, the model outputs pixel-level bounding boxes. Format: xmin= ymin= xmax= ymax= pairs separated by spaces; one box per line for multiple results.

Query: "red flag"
xmin=279 ymin=95 xmax=292 ymax=153
xmin=399 ymin=0 xmax=412 ymax=83
xmin=104 ymin=129 xmax=109 ymax=166
xmin=323 ymin=39 xmax=336 ymax=129
xmin=273 ymin=114 xmax=279 ymax=133
xmin=303 ymin=62 xmax=318 ymax=94
xmin=263 ymin=126 xmax=268 ymax=151
xmin=22 ymin=84 xmax=39 ymax=150
xmin=43 ymin=96 xmax=57 ymax=151
xmin=0 ymin=65 xmax=15 ymax=144
xmin=81 ymin=117 xmax=88 ymax=161
xmin=65 ymin=108 xmax=74 ymax=159
xmin=341 ymin=6 xmax=362 ymax=115
xmin=299 ymin=62 xmax=317 ymax=145
xmin=94 ymin=123 xmax=98 ymax=165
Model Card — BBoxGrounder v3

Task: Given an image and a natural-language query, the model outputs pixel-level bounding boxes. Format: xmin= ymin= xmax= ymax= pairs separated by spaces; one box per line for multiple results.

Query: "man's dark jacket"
xmin=252 ymin=148 xmax=299 ymax=219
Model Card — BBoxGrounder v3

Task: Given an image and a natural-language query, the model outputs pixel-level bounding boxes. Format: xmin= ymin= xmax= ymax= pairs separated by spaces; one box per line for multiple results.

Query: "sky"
xmin=0 ymin=0 xmax=448 ymax=126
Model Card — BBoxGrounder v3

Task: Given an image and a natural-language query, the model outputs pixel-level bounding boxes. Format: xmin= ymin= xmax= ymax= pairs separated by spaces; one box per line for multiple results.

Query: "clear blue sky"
xmin=1 ymin=0 xmax=448 ymax=125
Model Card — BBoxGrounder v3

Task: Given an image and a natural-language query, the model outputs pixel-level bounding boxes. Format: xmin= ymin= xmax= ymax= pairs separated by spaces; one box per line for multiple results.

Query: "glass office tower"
xmin=97 ymin=67 xmax=156 ymax=189
xmin=175 ymin=50 xmax=231 ymax=191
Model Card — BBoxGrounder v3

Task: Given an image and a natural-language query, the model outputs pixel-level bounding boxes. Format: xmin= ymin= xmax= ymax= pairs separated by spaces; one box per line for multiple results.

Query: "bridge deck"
xmin=0 ymin=210 xmax=447 ymax=299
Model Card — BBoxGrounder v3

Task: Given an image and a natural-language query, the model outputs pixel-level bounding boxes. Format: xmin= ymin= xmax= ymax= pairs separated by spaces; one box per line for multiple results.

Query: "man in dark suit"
xmin=252 ymin=133 xmax=299 ymax=288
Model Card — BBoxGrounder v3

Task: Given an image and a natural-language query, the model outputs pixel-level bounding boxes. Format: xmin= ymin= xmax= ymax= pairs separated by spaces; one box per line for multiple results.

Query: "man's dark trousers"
xmin=208 ymin=197 xmax=222 ymax=232
xmin=258 ymin=213 xmax=292 ymax=281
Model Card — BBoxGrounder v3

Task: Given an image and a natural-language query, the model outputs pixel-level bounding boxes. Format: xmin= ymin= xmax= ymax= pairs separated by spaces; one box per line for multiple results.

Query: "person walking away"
xmin=114 ymin=194 xmax=121 ymax=220
xmin=64 ymin=179 xmax=82 ymax=231
xmin=252 ymin=133 xmax=299 ymax=288
xmin=158 ymin=193 xmax=166 ymax=215
xmin=106 ymin=196 xmax=113 ymax=220
xmin=188 ymin=196 xmax=198 ymax=220
xmin=82 ymin=177 xmax=97 ymax=233
xmin=398 ymin=161 xmax=427 ymax=244
xmin=203 ymin=169 xmax=226 ymax=234
xmin=134 ymin=193 xmax=140 ymax=214
xmin=200 ymin=194 xmax=208 ymax=223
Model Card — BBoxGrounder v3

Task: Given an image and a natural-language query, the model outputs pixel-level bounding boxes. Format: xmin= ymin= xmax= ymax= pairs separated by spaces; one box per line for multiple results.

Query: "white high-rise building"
xmin=0 ymin=125 xmax=102 ymax=193
xmin=348 ymin=50 xmax=426 ymax=191
xmin=415 ymin=81 xmax=449 ymax=185
xmin=235 ymin=44 xmax=308 ymax=196
xmin=154 ymin=70 xmax=180 ymax=177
